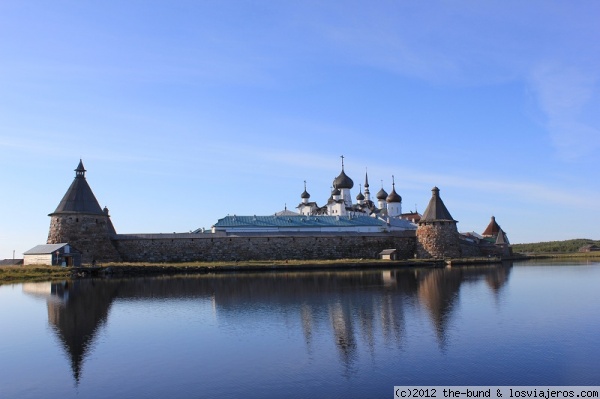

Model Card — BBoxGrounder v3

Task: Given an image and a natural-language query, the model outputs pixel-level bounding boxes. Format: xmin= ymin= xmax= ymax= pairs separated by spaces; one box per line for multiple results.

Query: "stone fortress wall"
xmin=47 ymin=161 xmax=509 ymax=263
xmin=49 ymin=214 xmax=122 ymax=263
xmin=112 ymin=232 xmax=416 ymax=263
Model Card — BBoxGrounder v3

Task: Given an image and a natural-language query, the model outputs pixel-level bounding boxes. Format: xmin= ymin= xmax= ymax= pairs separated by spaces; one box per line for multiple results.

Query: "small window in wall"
xmin=76 ymin=218 xmax=79 ymax=222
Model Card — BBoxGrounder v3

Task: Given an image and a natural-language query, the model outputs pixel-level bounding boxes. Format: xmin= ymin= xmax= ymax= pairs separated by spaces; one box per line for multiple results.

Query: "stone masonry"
xmin=48 ymin=214 xmax=122 ymax=263
xmin=113 ymin=232 xmax=416 ymax=263
xmin=416 ymin=222 xmax=461 ymax=259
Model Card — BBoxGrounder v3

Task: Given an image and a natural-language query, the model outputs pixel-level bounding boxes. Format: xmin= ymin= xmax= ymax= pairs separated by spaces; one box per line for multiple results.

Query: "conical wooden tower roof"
xmin=49 ymin=160 xmax=104 ymax=216
xmin=482 ymin=216 xmax=501 ymax=237
xmin=419 ymin=186 xmax=456 ymax=223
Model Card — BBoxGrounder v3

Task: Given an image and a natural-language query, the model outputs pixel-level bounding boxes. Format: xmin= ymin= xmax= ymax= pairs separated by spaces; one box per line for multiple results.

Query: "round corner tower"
xmin=47 ymin=160 xmax=122 ymax=264
xmin=416 ymin=186 xmax=461 ymax=259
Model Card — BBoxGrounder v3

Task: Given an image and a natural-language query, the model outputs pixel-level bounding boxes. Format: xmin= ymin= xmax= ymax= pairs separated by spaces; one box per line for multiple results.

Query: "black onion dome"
xmin=386 ymin=188 xmax=402 ymax=203
xmin=300 ymin=189 xmax=310 ymax=199
xmin=356 ymin=191 xmax=365 ymax=201
xmin=376 ymin=188 xmax=388 ymax=200
xmin=333 ymin=169 xmax=354 ymax=189
xmin=332 ymin=187 xmax=341 ymax=196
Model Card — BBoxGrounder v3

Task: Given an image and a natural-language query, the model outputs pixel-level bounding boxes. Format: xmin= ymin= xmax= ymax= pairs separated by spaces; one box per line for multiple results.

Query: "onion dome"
xmin=333 ymin=169 xmax=354 ymax=189
xmin=376 ymin=187 xmax=388 ymax=200
xmin=332 ymin=187 xmax=341 ymax=196
xmin=333 ymin=155 xmax=354 ymax=189
xmin=386 ymin=188 xmax=401 ymax=203
xmin=356 ymin=188 xmax=365 ymax=201
xmin=300 ymin=181 xmax=310 ymax=199
xmin=386 ymin=177 xmax=402 ymax=203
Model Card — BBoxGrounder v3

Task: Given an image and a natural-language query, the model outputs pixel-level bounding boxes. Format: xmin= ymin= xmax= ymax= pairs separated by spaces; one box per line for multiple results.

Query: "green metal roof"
xmin=214 ymin=215 xmax=386 ymax=229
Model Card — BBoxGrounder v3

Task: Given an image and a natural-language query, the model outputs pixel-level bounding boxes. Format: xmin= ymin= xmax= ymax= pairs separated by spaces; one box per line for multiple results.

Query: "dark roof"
xmin=50 ymin=160 xmax=105 ymax=216
xmin=420 ymin=187 xmax=456 ymax=222
xmin=376 ymin=188 xmax=388 ymax=200
xmin=300 ymin=181 xmax=310 ymax=199
xmin=495 ymin=228 xmax=509 ymax=245
xmin=333 ymin=169 xmax=354 ymax=189
xmin=24 ymin=243 xmax=71 ymax=255
xmin=482 ymin=216 xmax=501 ymax=236
xmin=386 ymin=187 xmax=402 ymax=203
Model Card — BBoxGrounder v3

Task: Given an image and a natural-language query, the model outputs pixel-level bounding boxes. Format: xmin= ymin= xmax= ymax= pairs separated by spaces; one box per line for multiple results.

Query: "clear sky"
xmin=1 ymin=1 xmax=599 ymax=259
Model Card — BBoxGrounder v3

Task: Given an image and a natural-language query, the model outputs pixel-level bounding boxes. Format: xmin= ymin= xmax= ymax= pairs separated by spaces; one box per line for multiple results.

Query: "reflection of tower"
xmin=46 ymin=280 xmax=119 ymax=384
xmin=329 ymin=300 xmax=357 ymax=369
xmin=484 ymin=262 xmax=513 ymax=293
xmin=379 ymin=289 xmax=405 ymax=348
xmin=357 ymin=303 xmax=376 ymax=354
xmin=417 ymin=268 xmax=462 ymax=347
xmin=300 ymin=304 xmax=314 ymax=348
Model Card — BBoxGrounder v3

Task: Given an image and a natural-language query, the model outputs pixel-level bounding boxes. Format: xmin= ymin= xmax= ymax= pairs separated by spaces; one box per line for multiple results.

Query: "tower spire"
xmin=340 ymin=155 xmax=345 ymax=170
xmin=75 ymin=159 xmax=86 ymax=178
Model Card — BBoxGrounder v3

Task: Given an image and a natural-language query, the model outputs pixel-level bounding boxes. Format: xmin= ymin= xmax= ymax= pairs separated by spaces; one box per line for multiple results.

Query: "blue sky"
xmin=1 ymin=1 xmax=599 ymax=258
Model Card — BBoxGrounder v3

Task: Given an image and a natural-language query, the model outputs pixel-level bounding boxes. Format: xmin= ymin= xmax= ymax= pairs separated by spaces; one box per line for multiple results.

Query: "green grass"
xmin=0 ymin=265 xmax=71 ymax=284
xmin=0 ymin=258 xmax=436 ymax=284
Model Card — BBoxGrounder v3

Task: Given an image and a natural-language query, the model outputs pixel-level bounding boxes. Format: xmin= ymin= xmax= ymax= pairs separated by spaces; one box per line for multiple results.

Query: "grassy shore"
xmin=2 ymin=253 xmax=599 ymax=285
xmin=0 ymin=265 xmax=72 ymax=284
xmin=1 ymin=258 xmax=441 ymax=284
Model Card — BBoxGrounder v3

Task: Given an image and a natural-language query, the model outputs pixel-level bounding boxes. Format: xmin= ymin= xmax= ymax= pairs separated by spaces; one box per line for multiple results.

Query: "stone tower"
xmin=416 ymin=187 xmax=461 ymax=259
xmin=47 ymin=160 xmax=121 ymax=264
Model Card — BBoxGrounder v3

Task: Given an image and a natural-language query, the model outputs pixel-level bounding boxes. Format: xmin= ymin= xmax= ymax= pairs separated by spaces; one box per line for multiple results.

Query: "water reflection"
xmin=22 ymin=263 xmax=512 ymax=384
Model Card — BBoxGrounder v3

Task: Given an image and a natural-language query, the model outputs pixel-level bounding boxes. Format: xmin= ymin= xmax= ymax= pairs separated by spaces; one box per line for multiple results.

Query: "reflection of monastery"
xmin=44 ymin=160 xmax=511 ymax=264
xmin=22 ymin=264 xmax=512 ymax=383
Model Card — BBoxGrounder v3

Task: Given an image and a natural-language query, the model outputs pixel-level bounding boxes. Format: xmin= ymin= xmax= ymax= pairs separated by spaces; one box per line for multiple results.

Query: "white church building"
xmin=212 ymin=157 xmax=417 ymax=235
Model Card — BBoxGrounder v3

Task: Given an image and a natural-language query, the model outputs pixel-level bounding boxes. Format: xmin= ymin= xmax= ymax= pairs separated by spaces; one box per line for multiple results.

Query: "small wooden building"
xmin=23 ymin=243 xmax=82 ymax=266
xmin=379 ymin=249 xmax=398 ymax=260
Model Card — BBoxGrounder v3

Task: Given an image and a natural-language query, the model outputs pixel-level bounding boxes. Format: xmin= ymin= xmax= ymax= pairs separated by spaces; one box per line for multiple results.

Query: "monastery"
xmin=42 ymin=160 xmax=511 ymax=264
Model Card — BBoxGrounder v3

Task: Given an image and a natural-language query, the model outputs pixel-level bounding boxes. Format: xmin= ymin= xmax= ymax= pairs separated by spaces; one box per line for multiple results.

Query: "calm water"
xmin=1 ymin=260 xmax=599 ymax=399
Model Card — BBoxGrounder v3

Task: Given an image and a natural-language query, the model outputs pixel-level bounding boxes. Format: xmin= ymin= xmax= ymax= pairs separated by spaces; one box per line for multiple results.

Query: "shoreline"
xmin=2 ymin=253 xmax=599 ymax=285
xmin=0 ymin=256 xmax=512 ymax=284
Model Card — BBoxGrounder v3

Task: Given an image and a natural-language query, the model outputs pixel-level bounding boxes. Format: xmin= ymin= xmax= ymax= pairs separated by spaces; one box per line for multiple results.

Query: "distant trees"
xmin=512 ymin=239 xmax=600 ymax=254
